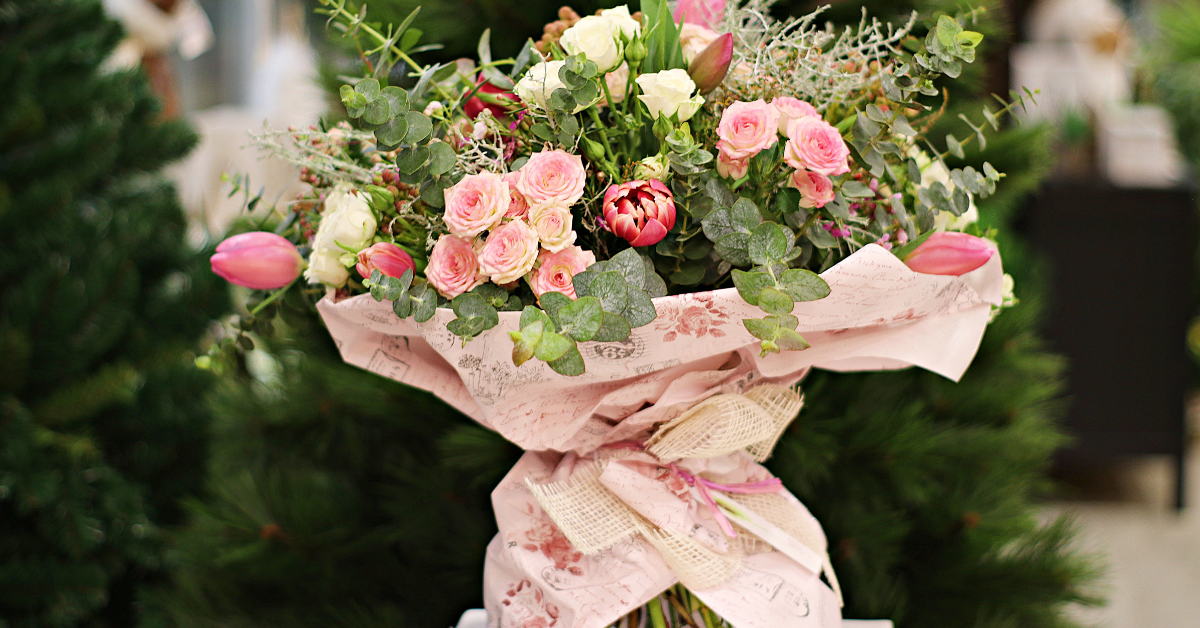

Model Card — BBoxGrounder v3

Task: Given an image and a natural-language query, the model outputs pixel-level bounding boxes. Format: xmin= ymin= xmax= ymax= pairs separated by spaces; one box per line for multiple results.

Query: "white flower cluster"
xmin=305 ymin=187 xmax=377 ymax=287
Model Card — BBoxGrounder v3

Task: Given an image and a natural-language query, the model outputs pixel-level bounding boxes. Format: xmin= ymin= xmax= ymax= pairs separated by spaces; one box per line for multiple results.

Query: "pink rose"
xmin=478 ymin=219 xmax=540 ymax=284
xmin=356 ymin=242 xmax=416 ymax=279
xmin=717 ymin=149 xmax=749 ymax=180
xmin=503 ymin=172 xmax=530 ymax=219
xmin=517 ymin=150 xmax=587 ymax=208
xmin=674 ymin=0 xmax=724 ymax=29
xmin=788 ymin=170 xmax=835 ymax=208
xmin=678 ymin=23 xmax=720 ymax=63
xmin=443 ymin=172 xmax=510 ymax=237
xmin=426 ymin=234 xmax=486 ymax=298
xmin=528 ymin=205 xmax=576 ymax=252
xmin=771 ymin=96 xmax=819 ymax=134
xmin=529 ymin=245 xmax=596 ymax=299
xmin=716 ymin=100 xmax=780 ymax=160
xmin=784 ymin=116 xmax=851 ymax=176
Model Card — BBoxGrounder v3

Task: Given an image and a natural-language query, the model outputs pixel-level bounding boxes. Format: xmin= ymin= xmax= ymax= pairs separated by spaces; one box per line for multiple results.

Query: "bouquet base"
xmin=455 ymin=608 xmax=895 ymax=628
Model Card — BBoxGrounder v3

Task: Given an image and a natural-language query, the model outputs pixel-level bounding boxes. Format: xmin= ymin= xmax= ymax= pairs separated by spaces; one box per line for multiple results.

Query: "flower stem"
xmin=648 ymin=595 xmax=669 ymax=628
xmin=249 ymin=278 xmax=297 ymax=317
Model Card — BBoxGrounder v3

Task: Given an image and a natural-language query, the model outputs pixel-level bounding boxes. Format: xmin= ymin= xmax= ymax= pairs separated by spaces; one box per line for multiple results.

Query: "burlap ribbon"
xmin=525 ymin=384 xmax=843 ymax=601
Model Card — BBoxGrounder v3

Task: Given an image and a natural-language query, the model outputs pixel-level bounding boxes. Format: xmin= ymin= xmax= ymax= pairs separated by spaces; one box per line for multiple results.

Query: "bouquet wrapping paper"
xmin=316 ymin=244 xmax=1005 ymax=627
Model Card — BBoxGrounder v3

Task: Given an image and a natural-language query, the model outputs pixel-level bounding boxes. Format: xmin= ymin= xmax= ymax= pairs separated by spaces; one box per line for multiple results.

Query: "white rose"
xmin=315 ymin=187 xmax=377 ymax=252
xmin=633 ymin=154 xmax=669 ymax=181
xmin=635 ymin=69 xmax=704 ymax=122
xmin=560 ymin=16 xmax=624 ymax=73
xmin=600 ymin=6 xmax=641 ymax=40
xmin=516 ymin=60 xmax=568 ymax=111
xmin=304 ymin=249 xmax=350 ymax=287
xmin=529 ymin=204 xmax=577 ymax=253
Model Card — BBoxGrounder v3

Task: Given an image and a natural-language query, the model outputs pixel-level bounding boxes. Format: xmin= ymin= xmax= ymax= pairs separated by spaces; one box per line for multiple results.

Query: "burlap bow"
xmin=525 ymin=384 xmax=842 ymax=601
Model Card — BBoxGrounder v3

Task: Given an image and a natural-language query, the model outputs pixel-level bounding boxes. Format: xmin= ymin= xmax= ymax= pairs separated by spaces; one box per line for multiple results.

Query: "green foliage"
xmin=160 ymin=317 xmax=519 ymax=628
xmin=0 ymin=0 xmax=228 ymax=625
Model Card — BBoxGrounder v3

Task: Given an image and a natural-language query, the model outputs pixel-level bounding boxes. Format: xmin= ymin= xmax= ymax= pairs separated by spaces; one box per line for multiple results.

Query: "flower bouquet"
xmin=210 ymin=0 xmax=1023 ymax=625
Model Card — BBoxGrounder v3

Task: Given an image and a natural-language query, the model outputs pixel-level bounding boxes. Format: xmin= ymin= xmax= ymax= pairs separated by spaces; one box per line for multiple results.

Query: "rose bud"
xmin=902 ymin=231 xmax=996 ymax=276
xmin=687 ymin=32 xmax=733 ymax=95
xmin=356 ymin=242 xmax=416 ymax=280
xmin=601 ymin=179 xmax=677 ymax=247
xmin=463 ymin=77 xmax=519 ymax=120
xmin=210 ymin=231 xmax=303 ymax=290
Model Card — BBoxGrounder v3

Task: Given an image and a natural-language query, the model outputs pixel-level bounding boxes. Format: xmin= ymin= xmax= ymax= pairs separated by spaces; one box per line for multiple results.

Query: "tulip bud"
xmin=211 ymin=232 xmax=304 ymax=290
xmin=687 ymin=32 xmax=733 ymax=95
xmin=902 ymin=231 xmax=995 ymax=276
xmin=356 ymin=242 xmax=416 ymax=280
xmin=601 ymin=179 xmax=677 ymax=247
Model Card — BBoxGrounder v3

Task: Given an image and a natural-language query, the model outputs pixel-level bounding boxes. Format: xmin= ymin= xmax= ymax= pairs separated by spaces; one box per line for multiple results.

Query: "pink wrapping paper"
xmin=316 ymin=244 xmax=1004 ymax=454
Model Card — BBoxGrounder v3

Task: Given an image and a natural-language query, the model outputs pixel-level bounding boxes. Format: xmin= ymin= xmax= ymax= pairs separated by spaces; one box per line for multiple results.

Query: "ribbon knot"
xmin=670 ymin=464 xmax=784 ymax=538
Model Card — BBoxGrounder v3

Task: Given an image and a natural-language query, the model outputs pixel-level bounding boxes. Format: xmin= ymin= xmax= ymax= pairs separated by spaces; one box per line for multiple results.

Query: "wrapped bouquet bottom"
xmin=316 ymin=244 xmax=1005 ymax=627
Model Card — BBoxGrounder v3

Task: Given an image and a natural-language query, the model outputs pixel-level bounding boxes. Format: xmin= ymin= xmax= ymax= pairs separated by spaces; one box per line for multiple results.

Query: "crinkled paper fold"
xmin=316 ymin=244 xmax=1004 ymax=454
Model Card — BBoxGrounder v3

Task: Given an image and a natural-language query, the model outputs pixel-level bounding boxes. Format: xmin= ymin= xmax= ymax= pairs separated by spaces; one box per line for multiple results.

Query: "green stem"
xmin=795 ymin=210 xmax=821 ymax=239
xmin=648 ymin=595 xmax=669 ymax=628
xmin=248 ymin=278 xmax=297 ymax=317
xmin=586 ymin=107 xmax=620 ymax=177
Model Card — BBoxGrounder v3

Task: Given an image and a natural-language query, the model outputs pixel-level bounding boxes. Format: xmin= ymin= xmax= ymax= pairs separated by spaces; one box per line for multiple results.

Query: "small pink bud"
xmin=687 ymin=33 xmax=733 ymax=95
xmin=903 ymin=231 xmax=995 ymax=276
xmin=356 ymin=242 xmax=415 ymax=280
xmin=211 ymin=232 xmax=303 ymax=290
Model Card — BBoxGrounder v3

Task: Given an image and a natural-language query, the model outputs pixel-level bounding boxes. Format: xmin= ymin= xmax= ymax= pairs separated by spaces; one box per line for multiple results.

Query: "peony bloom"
xmin=788 ymin=170 xmax=835 ymax=208
xmin=678 ymin=23 xmax=720 ymax=63
xmin=356 ymin=242 xmax=415 ymax=279
xmin=771 ymin=96 xmax=819 ymax=134
xmin=716 ymin=150 xmax=749 ymax=180
xmin=635 ymin=69 xmax=704 ymax=122
xmin=784 ymin=116 xmax=851 ymax=176
xmin=478 ymin=219 xmax=540 ymax=284
xmin=210 ymin=231 xmax=303 ymax=290
xmin=602 ymin=179 xmax=677 ymax=247
xmin=426 ymin=234 xmax=486 ymax=298
xmin=561 ymin=15 xmax=624 ymax=73
xmin=902 ymin=231 xmax=996 ymax=276
xmin=517 ymin=150 xmax=587 ymax=208
xmin=503 ymin=172 xmax=530 ymax=219
xmin=463 ymin=78 xmax=519 ymax=120
xmin=443 ymin=172 xmax=510 ymax=238
xmin=529 ymin=205 xmax=577 ymax=252
xmin=529 ymin=245 xmax=596 ymax=299
xmin=687 ymin=33 xmax=733 ymax=95
xmin=674 ymin=0 xmax=724 ymax=28
xmin=716 ymin=100 xmax=780 ymax=160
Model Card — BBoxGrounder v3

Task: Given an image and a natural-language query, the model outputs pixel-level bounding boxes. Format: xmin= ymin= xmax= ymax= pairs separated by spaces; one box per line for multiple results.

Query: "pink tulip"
xmin=688 ymin=32 xmax=733 ymax=95
xmin=902 ymin=231 xmax=995 ymax=276
xmin=356 ymin=242 xmax=415 ymax=280
xmin=674 ymin=0 xmax=724 ymax=27
xmin=602 ymin=179 xmax=677 ymax=247
xmin=211 ymin=232 xmax=304 ymax=290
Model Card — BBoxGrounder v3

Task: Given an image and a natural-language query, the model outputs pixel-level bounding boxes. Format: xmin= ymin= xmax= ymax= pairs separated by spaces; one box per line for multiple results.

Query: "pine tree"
xmin=164 ymin=1 xmax=1099 ymax=627
xmin=0 ymin=1 xmax=228 ymax=626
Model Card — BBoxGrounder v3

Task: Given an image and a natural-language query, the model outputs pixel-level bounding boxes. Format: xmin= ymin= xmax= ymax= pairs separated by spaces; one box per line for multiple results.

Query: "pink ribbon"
xmin=670 ymin=464 xmax=783 ymax=538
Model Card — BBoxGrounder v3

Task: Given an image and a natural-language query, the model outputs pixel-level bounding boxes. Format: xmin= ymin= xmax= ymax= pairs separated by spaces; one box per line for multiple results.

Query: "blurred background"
xmin=2 ymin=0 xmax=1197 ymax=626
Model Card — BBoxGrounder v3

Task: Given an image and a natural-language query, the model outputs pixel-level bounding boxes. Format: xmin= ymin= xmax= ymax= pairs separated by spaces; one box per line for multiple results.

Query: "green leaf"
xmin=409 ymin=283 xmax=437 ymax=322
xmin=571 ymin=269 xmax=598 ymax=298
xmin=841 ymin=180 xmax=875 ymax=198
xmin=396 ymin=146 xmax=430 ymax=174
xmin=758 ymin=287 xmax=793 ymax=315
xmin=623 ymin=287 xmax=656 ymax=327
xmin=547 ymin=345 xmax=586 ymax=376
xmin=608 ymin=248 xmax=646 ymax=290
xmin=945 ymin=133 xmax=965 ymax=159
xmin=535 ymin=331 xmax=573 ymax=362
xmin=773 ymin=188 xmax=802 ymax=218
xmin=590 ymin=272 xmax=628 ymax=313
xmin=731 ymin=270 xmax=774 ymax=306
xmin=557 ymin=296 xmax=603 ymax=342
xmin=531 ymin=123 xmax=556 ymax=142
xmin=891 ymin=228 xmax=935 ymax=260
xmin=477 ymin=28 xmax=494 ymax=65
xmin=375 ymin=115 xmax=408 ymax=147
xmin=775 ymin=328 xmax=810 ymax=351
xmin=393 ymin=292 xmax=413 ymax=318
xmin=748 ymin=223 xmax=789 ymax=265
xmin=778 ymin=269 xmax=830 ymax=302
xmin=363 ymin=99 xmax=391 ymax=125
xmin=451 ymin=293 xmax=499 ymax=330
xmin=891 ymin=115 xmax=917 ymax=137
xmin=355 ymin=78 xmax=381 ymax=99
xmin=805 ymin=225 xmax=837 ymax=249
xmin=470 ymin=283 xmax=511 ymax=309
xmin=642 ymin=256 xmax=668 ymax=297
xmin=404 ymin=112 xmax=433 ymax=144
xmin=539 ymin=291 xmax=572 ymax=322
xmin=520 ymin=305 xmax=555 ymax=330
xmin=510 ymin=39 xmax=535 ymax=79
xmin=447 ymin=316 xmax=488 ymax=339
xmin=549 ymin=88 xmax=577 ymax=112
xmin=592 ymin=312 xmax=632 ymax=342
xmin=743 ymin=317 xmax=780 ymax=341
xmin=428 ymin=142 xmax=456 ymax=175
xmin=510 ymin=320 xmax=543 ymax=366
xmin=731 ymin=198 xmax=764 ymax=230
xmin=714 ymin=232 xmax=751 ymax=266
xmin=670 ymin=263 xmax=705 ymax=285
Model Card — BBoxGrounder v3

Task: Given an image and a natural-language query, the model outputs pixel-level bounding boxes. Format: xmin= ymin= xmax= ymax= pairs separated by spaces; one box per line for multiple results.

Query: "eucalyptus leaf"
xmin=547 ymin=345 xmax=585 ymax=376
xmin=778 ymin=269 xmax=830 ymax=302
xmin=557 ymin=296 xmax=603 ymax=342
xmin=409 ymin=283 xmax=436 ymax=322
xmin=623 ymin=286 xmax=656 ymax=328
xmin=403 ymin=112 xmax=433 ymax=144
xmin=714 ymin=233 xmax=751 ymax=266
xmin=428 ymin=141 xmax=456 ymax=175
xmin=748 ymin=223 xmax=788 ymax=265
xmin=757 ymin=287 xmax=794 ymax=315
xmin=608 ymin=248 xmax=646 ymax=290
xmin=539 ymin=291 xmax=572 ymax=322
xmin=592 ymin=311 xmax=632 ymax=342
xmin=590 ymin=272 xmax=628 ymax=313
xmin=731 ymin=270 xmax=774 ymax=306
xmin=535 ymin=331 xmax=573 ymax=362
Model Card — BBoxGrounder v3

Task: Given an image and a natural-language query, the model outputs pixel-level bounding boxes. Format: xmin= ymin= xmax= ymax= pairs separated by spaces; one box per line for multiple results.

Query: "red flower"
xmin=464 ymin=77 xmax=519 ymax=120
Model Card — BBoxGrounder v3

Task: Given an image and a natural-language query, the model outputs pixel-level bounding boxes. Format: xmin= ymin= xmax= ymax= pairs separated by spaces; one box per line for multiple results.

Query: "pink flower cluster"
xmin=426 ymin=150 xmax=596 ymax=300
xmin=715 ymin=96 xmax=848 ymax=209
